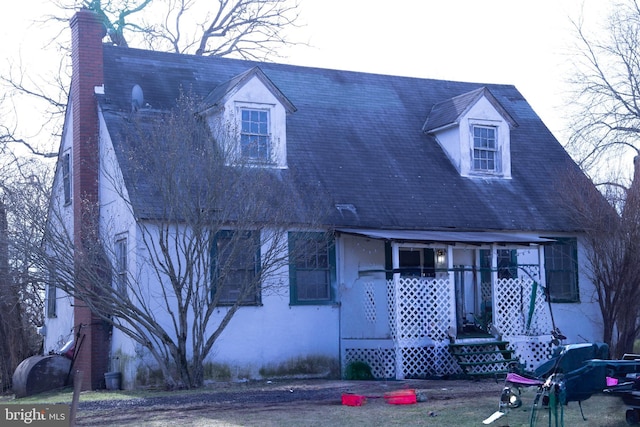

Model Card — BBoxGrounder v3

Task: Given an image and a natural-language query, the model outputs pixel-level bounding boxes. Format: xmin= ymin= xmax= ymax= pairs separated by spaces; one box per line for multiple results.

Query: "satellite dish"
xmin=131 ymin=84 xmax=144 ymax=112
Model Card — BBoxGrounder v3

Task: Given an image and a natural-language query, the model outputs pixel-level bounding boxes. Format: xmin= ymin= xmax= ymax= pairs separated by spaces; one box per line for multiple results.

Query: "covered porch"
xmin=338 ymin=229 xmax=556 ymax=379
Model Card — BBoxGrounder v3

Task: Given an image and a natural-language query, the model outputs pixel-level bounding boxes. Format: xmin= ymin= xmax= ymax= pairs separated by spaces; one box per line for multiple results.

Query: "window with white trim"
xmin=240 ymin=109 xmax=270 ymax=161
xmin=473 ymin=125 xmax=498 ymax=172
xmin=114 ymin=236 xmax=128 ymax=296
xmin=46 ymin=266 xmax=57 ymax=318
xmin=62 ymin=151 xmax=71 ymax=205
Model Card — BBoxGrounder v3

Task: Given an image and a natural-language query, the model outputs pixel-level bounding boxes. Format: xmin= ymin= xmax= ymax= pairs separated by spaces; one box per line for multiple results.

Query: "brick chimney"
xmin=70 ymin=9 xmax=110 ymax=391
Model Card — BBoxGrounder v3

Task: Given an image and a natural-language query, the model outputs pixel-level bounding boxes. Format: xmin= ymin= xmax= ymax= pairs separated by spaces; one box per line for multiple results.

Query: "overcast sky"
xmin=1 ymin=0 xmax=614 ymax=146
xmin=277 ymin=0 xmax=614 ymax=143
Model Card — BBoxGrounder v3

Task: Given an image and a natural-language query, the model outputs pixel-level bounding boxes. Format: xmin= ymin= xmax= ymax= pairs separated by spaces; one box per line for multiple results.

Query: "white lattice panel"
xmin=363 ymin=280 xmax=376 ymax=323
xmin=508 ymin=337 xmax=554 ymax=372
xmin=397 ymin=277 xmax=429 ymax=342
xmin=387 ymin=279 xmax=396 ymax=340
xmin=399 ymin=344 xmax=462 ymax=378
xmin=425 ymin=278 xmax=454 ymax=341
xmin=388 ymin=277 xmax=453 ymax=342
xmin=385 ymin=277 xmax=458 ymax=378
xmin=494 ymin=275 xmax=552 ymax=337
xmin=430 ymin=343 xmax=463 ymax=376
xmin=481 ymin=281 xmax=492 ymax=304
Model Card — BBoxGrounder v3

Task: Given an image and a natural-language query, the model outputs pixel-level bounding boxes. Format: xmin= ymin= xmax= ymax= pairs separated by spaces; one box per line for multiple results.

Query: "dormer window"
xmin=241 ymin=109 xmax=270 ymax=161
xmin=472 ymin=125 xmax=498 ymax=172
xmin=199 ymin=66 xmax=296 ymax=169
xmin=423 ymin=87 xmax=517 ymax=180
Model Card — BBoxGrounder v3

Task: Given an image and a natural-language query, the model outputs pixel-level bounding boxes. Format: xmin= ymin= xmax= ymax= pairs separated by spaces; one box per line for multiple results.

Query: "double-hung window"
xmin=289 ymin=232 xmax=335 ymax=305
xmin=62 ymin=152 xmax=71 ymax=205
xmin=212 ymin=230 xmax=261 ymax=305
xmin=473 ymin=125 xmax=498 ymax=172
xmin=46 ymin=266 xmax=57 ymax=318
xmin=114 ymin=236 xmax=128 ymax=296
xmin=544 ymin=238 xmax=579 ymax=303
xmin=240 ymin=109 xmax=270 ymax=161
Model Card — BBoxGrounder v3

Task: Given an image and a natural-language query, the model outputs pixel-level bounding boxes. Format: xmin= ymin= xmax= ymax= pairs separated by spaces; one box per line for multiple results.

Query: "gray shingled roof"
xmin=99 ymin=44 xmax=587 ymax=233
xmin=423 ymin=87 xmax=517 ymax=132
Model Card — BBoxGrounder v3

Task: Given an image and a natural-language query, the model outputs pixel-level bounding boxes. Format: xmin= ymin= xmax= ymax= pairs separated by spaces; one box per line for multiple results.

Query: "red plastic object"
xmin=384 ymin=389 xmax=417 ymax=405
xmin=342 ymin=393 xmax=366 ymax=406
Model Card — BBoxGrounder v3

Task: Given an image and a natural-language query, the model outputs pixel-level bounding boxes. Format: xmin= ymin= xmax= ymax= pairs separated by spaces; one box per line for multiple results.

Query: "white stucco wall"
xmin=105 ymin=224 xmax=341 ymax=384
xmin=43 ymin=100 xmax=76 ymax=354
xmin=207 ymin=290 xmax=340 ymax=374
xmin=125 ymin=224 xmax=339 ymax=375
xmin=96 ymin=106 xmax=140 ymax=381
xmin=338 ymin=235 xmax=390 ymax=339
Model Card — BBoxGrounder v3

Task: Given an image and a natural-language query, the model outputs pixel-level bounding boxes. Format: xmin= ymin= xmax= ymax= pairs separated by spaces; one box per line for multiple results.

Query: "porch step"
xmin=456 ymin=349 xmax=513 ymax=357
xmin=449 ymin=340 xmax=519 ymax=377
xmin=457 ymin=359 xmax=519 ymax=367
xmin=449 ymin=340 xmax=510 ymax=347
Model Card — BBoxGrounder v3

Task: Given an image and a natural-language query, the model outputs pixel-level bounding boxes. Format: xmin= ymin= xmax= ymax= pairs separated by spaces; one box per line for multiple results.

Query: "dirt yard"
xmin=74 ymin=378 xmax=509 ymax=426
xmin=69 ymin=377 xmax=631 ymax=427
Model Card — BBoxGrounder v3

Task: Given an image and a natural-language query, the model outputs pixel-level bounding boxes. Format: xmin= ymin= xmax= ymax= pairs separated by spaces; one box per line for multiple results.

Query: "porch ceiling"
xmin=336 ymin=228 xmax=554 ymax=245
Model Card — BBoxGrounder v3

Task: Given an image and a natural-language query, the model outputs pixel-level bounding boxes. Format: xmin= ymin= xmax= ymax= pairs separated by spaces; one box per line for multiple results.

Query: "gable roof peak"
xmin=423 ymin=86 xmax=518 ymax=133
xmin=200 ymin=65 xmax=296 ymax=114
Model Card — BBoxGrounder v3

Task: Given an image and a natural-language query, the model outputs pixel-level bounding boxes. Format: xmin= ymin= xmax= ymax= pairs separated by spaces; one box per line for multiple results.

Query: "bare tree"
xmin=0 ymin=156 xmax=51 ymax=390
xmin=1 ymin=0 xmax=302 ymax=158
xmin=42 ymin=93 xmax=328 ymax=388
xmin=58 ymin=0 xmax=302 ymax=58
xmin=562 ymin=0 xmax=640 ymax=357
xmin=561 ymin=160 xmax=640 ymax=358
xmin=567 ymin=0 xmax=640 ymax=182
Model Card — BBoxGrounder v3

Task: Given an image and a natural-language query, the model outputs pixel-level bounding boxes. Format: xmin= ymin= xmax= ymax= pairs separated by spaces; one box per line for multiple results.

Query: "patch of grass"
xmin=259 ymin=355 xmax=339 ymax=379
xmin=0 ymin=384 xmax=223 ymax=405
xmin=0 ymin=387 xmax=145 ymax=405
xmin=203 ymin=362 xmax=232 ymax=381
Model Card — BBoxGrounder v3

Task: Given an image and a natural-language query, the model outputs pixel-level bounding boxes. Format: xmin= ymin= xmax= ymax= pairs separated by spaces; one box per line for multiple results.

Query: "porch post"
xmin=490 ymin=245 xmax=499 ymax=332
xmin=537 ymin=245 xmax=546 ymax=287
xmin=391 ymin=242 xmax=404 ymax=379
xmin=446 ymin=246 xmax=456 ymax=338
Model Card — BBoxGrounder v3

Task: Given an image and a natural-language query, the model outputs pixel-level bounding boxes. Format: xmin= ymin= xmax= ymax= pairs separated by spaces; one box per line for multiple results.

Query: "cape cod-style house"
xmin=42 ymin=9 xmax=603 ymax=390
